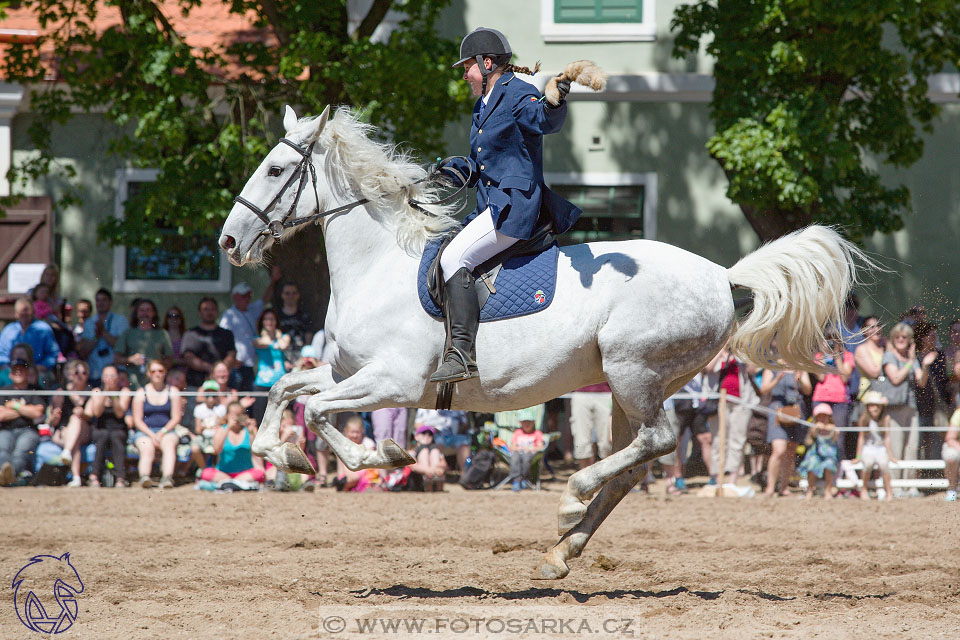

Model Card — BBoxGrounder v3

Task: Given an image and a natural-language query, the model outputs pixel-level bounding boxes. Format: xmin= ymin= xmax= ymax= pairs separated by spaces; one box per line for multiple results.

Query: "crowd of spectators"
xmin=2 ymin=266 xmax=959 ymax=501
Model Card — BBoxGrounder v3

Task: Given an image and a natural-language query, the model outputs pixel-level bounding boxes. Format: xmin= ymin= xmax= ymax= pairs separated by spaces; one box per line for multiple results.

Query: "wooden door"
xmin=0 ymin=196 xmax=53 ymax=321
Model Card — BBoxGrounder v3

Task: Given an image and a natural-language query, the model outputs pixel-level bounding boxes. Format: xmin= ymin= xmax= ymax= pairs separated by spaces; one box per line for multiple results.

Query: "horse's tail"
xmin=726 ymin=225 xmax=873 ymax=372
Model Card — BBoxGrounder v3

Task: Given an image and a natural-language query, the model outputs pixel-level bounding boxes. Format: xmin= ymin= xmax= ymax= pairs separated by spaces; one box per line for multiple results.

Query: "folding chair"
xmin=492 ymin=429 xmax=557 ymax=491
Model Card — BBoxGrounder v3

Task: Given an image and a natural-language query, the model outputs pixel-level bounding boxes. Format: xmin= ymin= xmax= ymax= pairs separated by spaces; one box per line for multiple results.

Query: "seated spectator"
xmin=115 ymin=299 xmax=174 ymax=389
xmin=52 ymin=360 xmax=94 ymax=487
xmin=196 ymin=360 xmax=255 ymax=414
xmin=72 ymin=298 xmax=93 ymax=344
xmin=162 ymin=306 xmax=187 ymax=370
xmin=799 ymin=404 xmax=840 ymax=499
xmin=191 ymin=380 xmax=226 ymax=470
xmin=275 ymin=279 xmax=314 ymax=367
xmin=0 ymin=357 xmax=47 ymax=487
xmin=181 ymin=298 xmax=237 ymax=389
xmin=509 ymin=409 xmax=545 ymax=491
xmin=292 ymin=346 xmax=326 ymax=487
xmin=0 ymin=343 xmax=35 ymax=387
xmin=78 ymin=288 xmax=128 ymax=387
xmin=199 ymin=401 xmax=265 ymax=489
xmin=131 ymin=360 xmax=182 ymax=488
xmin=266 ymin=408 xmax=308 ymax=490
xmin=415 ymin=409 xmax=470 ymax=473
xmin=408 ymin=425 xmax=447 ymax=491
xmin=86 ymin=366 xmax=131 ymax=488
xmin=334 ymin=415 xmax=379 ymax=492
xmin=0 ymin=296 xmax=61 ymax=373
xmin=943 ymin=407 xmax=960 ymax=502
xmin=853 ymin=391 xmax=896 ymax=502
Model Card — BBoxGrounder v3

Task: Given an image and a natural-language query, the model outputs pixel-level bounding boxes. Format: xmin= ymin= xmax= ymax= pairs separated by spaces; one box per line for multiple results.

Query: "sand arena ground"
xmin=3 ymin=483 xmax=960 ymax=639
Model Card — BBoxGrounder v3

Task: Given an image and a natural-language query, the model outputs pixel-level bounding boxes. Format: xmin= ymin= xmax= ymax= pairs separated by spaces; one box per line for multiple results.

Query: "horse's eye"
xmin=268 ymin=166 xmax=282 ymax=177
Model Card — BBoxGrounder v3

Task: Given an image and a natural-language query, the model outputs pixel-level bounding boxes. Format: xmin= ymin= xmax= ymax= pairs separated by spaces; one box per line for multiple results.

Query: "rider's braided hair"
xmin=502 ymin=61 xmax=541 ymax=76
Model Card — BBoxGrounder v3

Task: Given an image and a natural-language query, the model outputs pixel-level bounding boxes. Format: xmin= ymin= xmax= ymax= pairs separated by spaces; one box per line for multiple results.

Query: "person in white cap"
xmin=219 ymin=277 xmax=276 ymax=391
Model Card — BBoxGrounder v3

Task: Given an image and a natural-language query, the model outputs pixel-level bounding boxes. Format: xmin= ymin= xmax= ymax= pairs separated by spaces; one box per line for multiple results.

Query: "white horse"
xmin=219 ymin=105 xmax=867 ymax=579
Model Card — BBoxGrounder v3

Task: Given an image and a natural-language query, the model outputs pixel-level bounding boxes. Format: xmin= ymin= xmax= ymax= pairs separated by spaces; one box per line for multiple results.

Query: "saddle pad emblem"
xmin=534 ymin=289 xmax=546 ymax=304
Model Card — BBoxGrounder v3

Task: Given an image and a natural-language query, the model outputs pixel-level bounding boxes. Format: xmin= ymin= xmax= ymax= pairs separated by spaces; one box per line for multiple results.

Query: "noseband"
xmin=233 ymin=137 xmax=470 ymax=240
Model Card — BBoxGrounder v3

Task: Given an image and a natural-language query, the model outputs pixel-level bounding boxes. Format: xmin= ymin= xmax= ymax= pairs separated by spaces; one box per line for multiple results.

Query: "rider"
xmin=431 ymin=27 xmax=582 ymax=383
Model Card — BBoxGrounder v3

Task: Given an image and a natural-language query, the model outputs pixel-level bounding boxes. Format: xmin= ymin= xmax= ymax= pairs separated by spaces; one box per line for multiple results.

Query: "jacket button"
xmin=480 ymin=164 xmax=485 ymax=170
xmin=486 ymin=180 xmax=491 ymax=186
xmin=477 ymin=147 xmax=482 ymax=152
xmin=478 ymin=128 xmax=482 ymax=134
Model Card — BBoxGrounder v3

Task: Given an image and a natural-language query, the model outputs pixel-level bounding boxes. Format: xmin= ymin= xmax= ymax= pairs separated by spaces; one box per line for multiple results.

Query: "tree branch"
xmin=356 ymin=0 xmax=392 ymax=41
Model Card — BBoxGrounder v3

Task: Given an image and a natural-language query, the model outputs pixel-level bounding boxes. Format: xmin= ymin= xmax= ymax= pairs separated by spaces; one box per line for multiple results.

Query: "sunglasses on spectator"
xmin=149 ymin=368 xmax=166 ymax=374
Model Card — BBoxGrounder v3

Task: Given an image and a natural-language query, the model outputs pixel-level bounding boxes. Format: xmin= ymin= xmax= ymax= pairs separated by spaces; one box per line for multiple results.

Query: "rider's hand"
xmin=554 ymin=75 xmax=571 ymax=105
xmin=437 ymin=164 xmax=466 ymax=188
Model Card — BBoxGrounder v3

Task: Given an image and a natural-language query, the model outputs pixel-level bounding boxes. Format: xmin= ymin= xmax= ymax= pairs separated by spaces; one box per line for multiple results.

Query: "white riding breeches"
xmin=440 ymin=208 xmax=519 ymax=282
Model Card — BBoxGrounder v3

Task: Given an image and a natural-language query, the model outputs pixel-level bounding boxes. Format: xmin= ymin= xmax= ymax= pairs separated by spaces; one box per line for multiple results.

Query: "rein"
xmin=233 ymin=136 xmax=470 ymax=240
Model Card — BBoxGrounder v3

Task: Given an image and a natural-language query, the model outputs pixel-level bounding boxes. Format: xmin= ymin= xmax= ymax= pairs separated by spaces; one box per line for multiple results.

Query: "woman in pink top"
xmin=811 ymin=331 xmax=854 ymax=458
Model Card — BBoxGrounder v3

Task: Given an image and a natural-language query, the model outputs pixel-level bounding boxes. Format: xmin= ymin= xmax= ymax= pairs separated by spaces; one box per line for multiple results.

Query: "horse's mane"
xmin=310 ymin=108 xmax=460 ymax=253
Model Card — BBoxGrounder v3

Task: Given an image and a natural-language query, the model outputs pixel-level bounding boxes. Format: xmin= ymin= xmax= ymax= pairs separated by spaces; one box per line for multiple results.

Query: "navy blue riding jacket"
xmin=448 ymin=72 xmax=582 ymax=240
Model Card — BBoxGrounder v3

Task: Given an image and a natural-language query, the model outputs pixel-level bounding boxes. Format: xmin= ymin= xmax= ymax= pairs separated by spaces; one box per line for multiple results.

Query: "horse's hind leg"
xmin=540 ymin=399 xmax=670 ymax=579
xmin=557 ymin=393 xmax=674 ymax=536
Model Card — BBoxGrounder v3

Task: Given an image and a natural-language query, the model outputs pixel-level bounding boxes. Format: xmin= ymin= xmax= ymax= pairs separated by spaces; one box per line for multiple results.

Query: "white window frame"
xmin=112 ymin=168 xmax=232 ymax=293
xmin=543 ymin=171 xmax=658 ymax=240
xmin=541 ymin=0 xmax=657 ymax=42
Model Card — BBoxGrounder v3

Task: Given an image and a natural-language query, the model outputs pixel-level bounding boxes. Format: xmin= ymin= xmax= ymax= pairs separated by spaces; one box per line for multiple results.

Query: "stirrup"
xmin=429 ymin=346 xmax=478 ymax=383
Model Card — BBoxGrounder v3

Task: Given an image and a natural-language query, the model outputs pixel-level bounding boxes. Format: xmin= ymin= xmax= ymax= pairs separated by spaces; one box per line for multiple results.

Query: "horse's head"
xmin=220 ymin=105 xmax=331 ymax=266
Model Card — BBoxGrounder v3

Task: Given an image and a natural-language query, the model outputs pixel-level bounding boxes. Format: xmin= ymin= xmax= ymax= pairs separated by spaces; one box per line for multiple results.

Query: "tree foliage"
xmin=1 ymin=0 xmax=471 ymax=248
xmin=672 ymin=0 xmax=960 ymax=241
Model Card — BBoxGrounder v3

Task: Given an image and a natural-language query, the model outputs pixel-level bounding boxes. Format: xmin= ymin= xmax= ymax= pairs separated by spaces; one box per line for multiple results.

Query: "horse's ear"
xmin=283 ymin=105 xmax=299 ymax=134
xmin=303 ymin=105 xmax=331 ymax=143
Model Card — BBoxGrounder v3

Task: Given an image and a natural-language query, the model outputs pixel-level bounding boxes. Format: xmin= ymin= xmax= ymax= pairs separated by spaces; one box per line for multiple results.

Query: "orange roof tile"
xmin=0 ymin=1 xmax=274 ymax=81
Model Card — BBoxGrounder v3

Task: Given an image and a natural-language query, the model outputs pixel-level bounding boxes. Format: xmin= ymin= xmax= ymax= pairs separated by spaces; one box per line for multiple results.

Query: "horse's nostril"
xmin=220 ymin=235 xmax=237 ymax=250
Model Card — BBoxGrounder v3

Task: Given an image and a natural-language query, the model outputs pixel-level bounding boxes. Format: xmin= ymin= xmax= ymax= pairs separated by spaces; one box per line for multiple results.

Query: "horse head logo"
xmin=12 ymin=553 xmax=84 ymax=634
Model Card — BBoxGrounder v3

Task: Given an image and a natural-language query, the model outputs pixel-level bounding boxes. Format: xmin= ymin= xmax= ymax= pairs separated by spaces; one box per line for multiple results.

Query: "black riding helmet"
xmin=453 ymin=27 xmax=512 ymax=93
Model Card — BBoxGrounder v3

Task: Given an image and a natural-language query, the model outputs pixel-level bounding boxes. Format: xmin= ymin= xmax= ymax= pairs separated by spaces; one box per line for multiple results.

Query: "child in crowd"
xmin=199 ymin=401 xmax=264 ymax=490
xmin=334 ymin=415 xmax=379 ymax=492
xmin=408 ymin=425 xmax=447 ymax=491
xmin=266 ymin=408 xmax=310 ymax=490
xmin=799 ymin=403 xmax=840 ymax=499
xmin=854 ymin=391 xmax=896 ymax=501
xmin=509 ymin=408 xmax=545 ymax=492
xmin=943 ymin=406 xmax=960 ymax=502
xmin=191 ymin=379 xmax=226 ymax=471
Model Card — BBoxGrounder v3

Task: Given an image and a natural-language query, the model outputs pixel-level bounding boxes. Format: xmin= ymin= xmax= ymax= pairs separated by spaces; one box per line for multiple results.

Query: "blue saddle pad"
xmin=417 ymin=237 xmax=560 ymax=322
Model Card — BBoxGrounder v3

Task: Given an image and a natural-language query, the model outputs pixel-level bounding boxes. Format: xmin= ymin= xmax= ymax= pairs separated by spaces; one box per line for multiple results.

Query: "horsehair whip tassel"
xmin=543 ymin=61 xmax=608 ymax=107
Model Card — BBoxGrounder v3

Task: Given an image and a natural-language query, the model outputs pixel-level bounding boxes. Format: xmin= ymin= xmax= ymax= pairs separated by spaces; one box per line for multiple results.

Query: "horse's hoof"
xmin=533 ymin=550 xmax=570 ymax=580
xmin=376 ymin=439 xmax=416 ymax=469
xmin=557 ymin=498 xmax=587 ymax=536
xmin=276 ymin=442 xmax=317 ymax=475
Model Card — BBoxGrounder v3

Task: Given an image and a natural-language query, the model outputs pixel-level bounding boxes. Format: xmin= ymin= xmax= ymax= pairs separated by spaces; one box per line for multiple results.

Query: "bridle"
xmin=233 ymin=137 xmax=471 ymax=241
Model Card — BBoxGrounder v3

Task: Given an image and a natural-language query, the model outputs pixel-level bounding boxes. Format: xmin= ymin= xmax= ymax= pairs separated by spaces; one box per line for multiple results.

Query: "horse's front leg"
xmin=302 ymin=363 xmax=416 ymax=471
xmin=252 ymin=365 xmax=338 ymax=474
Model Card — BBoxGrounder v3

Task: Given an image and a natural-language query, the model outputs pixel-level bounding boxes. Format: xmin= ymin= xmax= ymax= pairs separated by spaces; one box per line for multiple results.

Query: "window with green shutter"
xmin=554 ymin=0 xmax=644 ymax=24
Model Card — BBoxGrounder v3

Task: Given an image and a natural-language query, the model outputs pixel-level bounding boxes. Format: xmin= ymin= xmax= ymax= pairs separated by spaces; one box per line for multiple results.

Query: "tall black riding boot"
xmin=430 ymin=267 xmax=480 ymax=383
